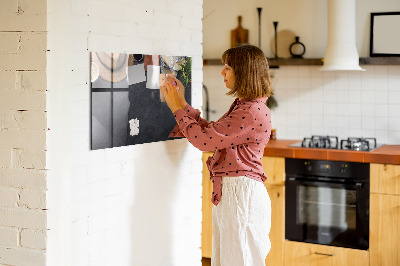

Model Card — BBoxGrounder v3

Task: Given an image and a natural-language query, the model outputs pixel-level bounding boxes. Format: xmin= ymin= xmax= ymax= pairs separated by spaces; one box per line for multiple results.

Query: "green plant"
xmin=266 ymin=95 xmax=278 ymax=110
xmin=179 ymin=57 xmax=192 ymax=87
xmin=266 ymin=71 xmax=278 ymax=110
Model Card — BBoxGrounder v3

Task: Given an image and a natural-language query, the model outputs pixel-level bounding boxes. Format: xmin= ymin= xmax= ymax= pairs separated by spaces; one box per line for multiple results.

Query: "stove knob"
xmin=340 ymin=164 xmax=347 ymax=174
xmin=305 ymin=162 xmax=312 ymax=171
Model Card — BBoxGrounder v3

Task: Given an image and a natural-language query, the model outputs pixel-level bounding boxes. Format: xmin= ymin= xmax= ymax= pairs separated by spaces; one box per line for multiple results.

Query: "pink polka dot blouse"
xmin=169 ymin=97 xmax=272 ymax=206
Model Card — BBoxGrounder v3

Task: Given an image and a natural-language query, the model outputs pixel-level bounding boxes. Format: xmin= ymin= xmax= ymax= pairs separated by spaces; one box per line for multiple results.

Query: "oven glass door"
xmin=298 ymin=185 xmax=356 ymax=231
xmin=286 ymin=179 xmax=369 ymax=250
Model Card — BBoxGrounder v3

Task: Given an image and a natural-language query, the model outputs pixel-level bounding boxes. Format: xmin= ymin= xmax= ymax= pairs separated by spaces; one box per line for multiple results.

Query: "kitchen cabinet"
xmin=370 ymin=163 xmax=400 ymax=266
xmin=284 ymin=241 xmax=369 ymax=266
xmin=202 ymin=156 xmax=400 ymax=265
xmin=261 ymin=141 xmax=400 ymax=266
xmin=261 ymin=156 xmax=285 ymax=186
xmin=261 ymin=156 xmax=285 ymax=266
xmin=264 ymin=184 xmax=284 ymax=266
xmin=370 ymin=193 xmax=400 ymax=266
xmin=201 ymin=153 xmax=286 ymax=266
xmin=370 ymin=163 xmax=400 ymax=195
xmin=202 ymin=152 xmax=213 ymax=258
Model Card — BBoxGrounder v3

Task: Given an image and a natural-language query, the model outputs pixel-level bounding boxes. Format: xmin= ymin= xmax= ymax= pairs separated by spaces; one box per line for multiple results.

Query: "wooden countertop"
xmin=263 ymin=139 xmax=400 ymax=165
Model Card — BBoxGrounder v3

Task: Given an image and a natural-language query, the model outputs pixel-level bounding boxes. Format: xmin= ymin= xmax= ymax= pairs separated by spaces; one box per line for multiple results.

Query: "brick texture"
xmin=0 ymin=0 xmax=47 ymax=264
xmin=0 ymin=187 xmax=19 ymax=208
xmin=0 ymin=227 xmax=19 ymax=247
xmin=21 ymin=229 xmax=46 ymax=249
xmin=3 ymin=0 xmax=204 ymax=265
xmin=0 ymin=208 xmax=47 ymax=230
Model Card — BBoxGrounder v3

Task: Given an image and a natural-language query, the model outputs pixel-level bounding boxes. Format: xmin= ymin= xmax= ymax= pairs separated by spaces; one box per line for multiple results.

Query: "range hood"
xmin=320 ymin=0 xmax=365 ymax=71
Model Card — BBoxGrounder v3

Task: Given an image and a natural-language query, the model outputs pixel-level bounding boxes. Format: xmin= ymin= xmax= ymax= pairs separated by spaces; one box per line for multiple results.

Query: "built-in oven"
xmin=285 ymin=158 xmax=369 ymax=250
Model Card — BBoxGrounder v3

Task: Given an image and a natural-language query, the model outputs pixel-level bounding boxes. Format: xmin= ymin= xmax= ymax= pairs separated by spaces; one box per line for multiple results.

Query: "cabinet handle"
xmin=314 ymin=252 xmax=335 ymax=257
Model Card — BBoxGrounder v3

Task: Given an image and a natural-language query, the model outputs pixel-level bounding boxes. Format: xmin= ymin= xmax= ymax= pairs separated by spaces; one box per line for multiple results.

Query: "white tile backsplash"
xmin=389 ymin=131 xmax=400 ymax=143
xmin=285 ymin=66 xmax=298 ymax=77
xmin=375 ymin=117 xmax=389 ymax=129
xmin=389 ymin=117 xmax=400 ymax=131
xmin=375 ymin=104 xmax=389 ymax=117
xmin=348 ymin=90 xmax=362 ymax=103
xmin=388 ymin=65 xmax=400 ymax=76
xmin=388 ymin=91 xmax=400 ymax=104
xmin=374 ymin=90 xmax=388 ymax=104
xmin=298 ymin=67 xmax=311 ymax=78
xmin=361 ymin=104 xmax=374 ymax=117
xmin=336 ymin=90 xmax=349 ymax=103
xmin=362 ymin=90 xmax=375 ymax=103
xmin=323 ymin=103 xmax=336 ymax=116
xmin=388 ymin=76 xmax=400 ymax=91
xmin=298 ymin=77 xmax=311 ymax=89
xmin=362 ymin=116 xmax=375 ymax=130
xmin=336 ymin=103 xmax=349 ymax=116
xmin=374 ymin=65 xmax=388 ymax=77
xmin=361 ymin=67 xmax=375 ymax=90
xmin=375 ymin=130 xmax=389 ymax=144
xmin=286 ymin=77 xmax=299 ymax=89
xmin=204 ymin=64 xmax=400 ymax=145
xmin=374 ymin=77 xmax=388 ymax=91
xmin=336 ymin=115 xmax=348 ymax=129
xmin=389 ymin=104 xmax=400 ymax=117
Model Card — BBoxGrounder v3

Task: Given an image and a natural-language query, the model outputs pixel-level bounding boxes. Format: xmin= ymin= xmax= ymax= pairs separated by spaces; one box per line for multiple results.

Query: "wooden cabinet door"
xmin=370 ymin=163 xmax=400 ymax=195
xmin=202 ymin=152 xmax=213 ymax=258
xmin=284 ymin=241 xmax=369 ymax=266
xmin=262 ymin=156 xmax=285 ymax=265
xmin=264 ymin=184 xmax=284 ymax=266
xmin=370 ymin=193 xmax=400 ymax=266
xmin=262 ymin=156 xmax=285 ymax=186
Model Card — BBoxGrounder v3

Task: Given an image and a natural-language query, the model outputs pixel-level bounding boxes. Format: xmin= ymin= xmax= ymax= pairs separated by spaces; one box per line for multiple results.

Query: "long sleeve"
xmin=168 ymin=103 xmax=211 ymax=138
xmin=170 ymin=97 xmax=271 ymax=206
xmin=171 ymin=105 xmax=257 ymax=152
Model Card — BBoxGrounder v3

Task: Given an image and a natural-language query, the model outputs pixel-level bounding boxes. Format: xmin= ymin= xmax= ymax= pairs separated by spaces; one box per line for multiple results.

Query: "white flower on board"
xmin=129 ymin=118 xmax=140 ymax=136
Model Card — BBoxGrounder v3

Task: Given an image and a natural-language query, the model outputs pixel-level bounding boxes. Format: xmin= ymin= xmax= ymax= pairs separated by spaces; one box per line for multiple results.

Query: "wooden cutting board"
xmin=231 ymin=16 xmax=249 ymax=48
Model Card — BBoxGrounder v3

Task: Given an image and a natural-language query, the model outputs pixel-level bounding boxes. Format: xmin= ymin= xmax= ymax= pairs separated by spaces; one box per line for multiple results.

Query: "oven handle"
xmin=286 ymin=177 xmax=364 ymax=189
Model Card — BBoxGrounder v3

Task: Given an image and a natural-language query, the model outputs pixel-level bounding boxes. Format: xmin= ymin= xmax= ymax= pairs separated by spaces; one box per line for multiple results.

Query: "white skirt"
xmin=212 ymin=176 xmax=271 ymax=266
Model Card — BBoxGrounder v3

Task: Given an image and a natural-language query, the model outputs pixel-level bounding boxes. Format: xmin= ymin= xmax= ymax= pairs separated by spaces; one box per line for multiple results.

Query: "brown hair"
xmin=221 ymin=44 xmax=273 ymax=99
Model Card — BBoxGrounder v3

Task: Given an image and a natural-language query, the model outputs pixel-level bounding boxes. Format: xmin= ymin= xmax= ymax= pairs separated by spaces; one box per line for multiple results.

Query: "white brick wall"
xmin=0 ymin=187 xmax=19 ymax=208
xmin=2 ymin=1 xmax=203 ymax=266
xmin=21 ymin=229 xmax=47 ymax=250
xmin=0 ymin=227 xmax=19 ymax=247
xmin=47 ymin=1 xmax=203 ymax=266
xmin=0 ymin=0 xmax=48 ymax=265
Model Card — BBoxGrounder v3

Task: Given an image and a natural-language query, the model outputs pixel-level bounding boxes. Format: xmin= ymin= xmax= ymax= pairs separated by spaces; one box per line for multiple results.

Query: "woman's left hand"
xmin=160 ymin=78 xmax=184 ymax=113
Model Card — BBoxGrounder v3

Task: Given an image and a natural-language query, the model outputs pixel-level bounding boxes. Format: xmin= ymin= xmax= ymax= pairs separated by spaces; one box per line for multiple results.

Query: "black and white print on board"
xmin=90 ymin=52 xmax=192 ymax=150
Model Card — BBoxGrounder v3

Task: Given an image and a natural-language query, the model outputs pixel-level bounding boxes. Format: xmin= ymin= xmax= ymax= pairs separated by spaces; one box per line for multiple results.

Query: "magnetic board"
xmin=90 ymin=52 xmax=191 ymax=150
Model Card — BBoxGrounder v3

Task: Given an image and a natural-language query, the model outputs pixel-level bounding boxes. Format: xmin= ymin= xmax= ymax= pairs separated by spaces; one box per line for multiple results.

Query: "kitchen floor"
xmin=202 ymin=257 xmax=211 ymax=266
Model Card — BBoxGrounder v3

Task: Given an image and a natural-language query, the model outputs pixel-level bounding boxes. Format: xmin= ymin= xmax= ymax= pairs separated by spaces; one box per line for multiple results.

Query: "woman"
xmin=161 ymin=44 xmax=273 ymax=266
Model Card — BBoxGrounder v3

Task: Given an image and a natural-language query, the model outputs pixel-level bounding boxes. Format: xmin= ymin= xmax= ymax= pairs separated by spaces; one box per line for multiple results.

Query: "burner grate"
xmin=340 ymin=137 xmax=377 ymax=151
xmin=296 ymin=136 xmax=378 ymax=151
xmin=301 ymin=135 xmax=339 ymax=149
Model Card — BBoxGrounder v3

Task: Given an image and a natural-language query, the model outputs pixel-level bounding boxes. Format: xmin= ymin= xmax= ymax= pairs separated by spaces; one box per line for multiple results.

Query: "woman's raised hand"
xmin=161 ymin=76 xmax=184 ymax=113
xmin=167 ymin=75 xmax=187 ymax=107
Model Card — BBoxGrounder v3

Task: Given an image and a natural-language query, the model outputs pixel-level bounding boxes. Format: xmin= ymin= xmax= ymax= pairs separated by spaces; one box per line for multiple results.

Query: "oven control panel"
xmin=286 ymin=158 xmax=369 ymax=180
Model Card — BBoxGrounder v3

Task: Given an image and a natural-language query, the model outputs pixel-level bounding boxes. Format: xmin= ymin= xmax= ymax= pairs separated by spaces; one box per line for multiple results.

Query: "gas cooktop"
xmin=289 ymin=135 xmax=383 ymax=151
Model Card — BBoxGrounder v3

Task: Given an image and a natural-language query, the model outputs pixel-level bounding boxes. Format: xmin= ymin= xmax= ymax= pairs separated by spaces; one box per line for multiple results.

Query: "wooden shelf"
xmin=203 ymin=58 xmax=323 ymax=67
xmin=203 ymin=57 xmax=400 ymax=67
xmin=268 ymin=58 xmax=322 ymax=67
xmin=359 ymin=57 xmax=400 ymax=65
